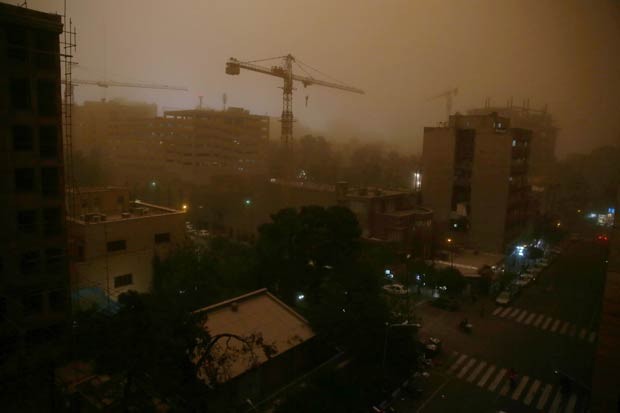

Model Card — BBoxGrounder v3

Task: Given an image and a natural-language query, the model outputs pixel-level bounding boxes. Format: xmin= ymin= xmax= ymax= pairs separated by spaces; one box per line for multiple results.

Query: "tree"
xmin=255 ymin=206 xmax=361 ymax=303
xmin=73 ymin=291 xmax=212 ymax=411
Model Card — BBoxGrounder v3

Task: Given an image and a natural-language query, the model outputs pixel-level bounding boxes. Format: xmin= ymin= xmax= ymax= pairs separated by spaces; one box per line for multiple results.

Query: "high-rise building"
xmin=73 ymin=98 xmax=157 ymax=154
xmin=0 ymin=3 xmax=68 ymax=338
xmin=422 ymin=113 xmax=531 ymax=253
xmin=467 ymin=102 xmax=557 ymax=180
xmin=98 ymin=106 xmax=269 ymax=190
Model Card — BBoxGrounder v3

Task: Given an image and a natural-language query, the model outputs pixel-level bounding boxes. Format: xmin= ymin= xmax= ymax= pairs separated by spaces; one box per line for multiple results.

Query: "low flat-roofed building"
xmin=194 ymin=288 xmax=325 ymax=407
xmin=67 ymin=187 xmax=185 ymax=308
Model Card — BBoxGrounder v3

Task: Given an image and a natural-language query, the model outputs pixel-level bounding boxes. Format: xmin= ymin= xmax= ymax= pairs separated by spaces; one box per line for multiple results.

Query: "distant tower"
xmin=198 ymin=95 xmax=203 ymax=110
xmin=222 ymin=93 xmax=227 ymax=111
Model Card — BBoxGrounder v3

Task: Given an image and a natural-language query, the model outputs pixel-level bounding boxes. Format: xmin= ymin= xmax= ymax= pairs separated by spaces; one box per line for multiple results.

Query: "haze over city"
xmin=2 ymin=1 xmax=620 ymax=412
xmin=28 ymin=0 xmax=620 ymax=156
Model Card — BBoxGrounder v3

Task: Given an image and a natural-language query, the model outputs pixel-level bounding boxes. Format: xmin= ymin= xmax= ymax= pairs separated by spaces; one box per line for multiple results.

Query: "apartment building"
xmin=67 ymin=187 xmax=185 ymax=308
xmin=73 ymin=98 xmax=157 ymax=154
xmin=422 ymin=113 xmax=531 ymax=253
xmin=336 ymin=182 xmax=433 ymax=257
xmin=99 ymin=106 xmax=270 ymax=192
xmin=0 ymin=3 xmax=68 ymax=336
xmin=467 ymin=103 xmax=557 ymax=180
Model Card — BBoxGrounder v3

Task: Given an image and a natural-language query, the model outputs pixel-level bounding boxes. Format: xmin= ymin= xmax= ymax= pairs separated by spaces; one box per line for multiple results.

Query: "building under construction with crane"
xmin=225 ymin=54 xmax=364 ymax=148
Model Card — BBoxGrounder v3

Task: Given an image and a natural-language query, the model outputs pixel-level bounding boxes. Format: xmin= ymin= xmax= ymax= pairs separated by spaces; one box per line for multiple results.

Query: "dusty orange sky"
xmin=26 ymin=0 xmax=620 ymax=157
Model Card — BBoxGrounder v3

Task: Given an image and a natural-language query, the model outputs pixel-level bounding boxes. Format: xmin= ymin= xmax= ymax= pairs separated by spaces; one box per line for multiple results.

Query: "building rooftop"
xmin=194 ymin=288 xmax=315 ymax=383
xmin=69 ymin=200 xmax=183 ymax=224
xmin=431 ymin=249 xmax=505 ymax=277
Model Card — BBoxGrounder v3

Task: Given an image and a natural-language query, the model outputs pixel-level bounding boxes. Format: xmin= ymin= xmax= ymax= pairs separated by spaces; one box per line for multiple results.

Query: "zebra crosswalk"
xmin=447 ymin=352 xmax=581 ymax=413
xmin=491 ymin=306 xmax=597 ymax=343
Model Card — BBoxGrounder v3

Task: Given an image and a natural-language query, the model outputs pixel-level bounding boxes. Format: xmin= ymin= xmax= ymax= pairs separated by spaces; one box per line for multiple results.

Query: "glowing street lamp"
xmin=182 ymin=204 xmax=188 ymax=211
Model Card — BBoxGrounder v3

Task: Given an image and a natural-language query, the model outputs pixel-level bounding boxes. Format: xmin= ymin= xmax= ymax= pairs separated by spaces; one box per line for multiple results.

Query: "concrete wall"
xmin=70 ymin=209 xmax=185 ymax=297
xmin=469 ymin=131 xmax=511 ymax=253
xmin=421 ymin=127 xmax=455 ymax=227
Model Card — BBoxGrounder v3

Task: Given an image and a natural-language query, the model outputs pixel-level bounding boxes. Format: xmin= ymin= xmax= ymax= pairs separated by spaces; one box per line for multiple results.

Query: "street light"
xmin=447 ymin=238 xmax=454 ymax=268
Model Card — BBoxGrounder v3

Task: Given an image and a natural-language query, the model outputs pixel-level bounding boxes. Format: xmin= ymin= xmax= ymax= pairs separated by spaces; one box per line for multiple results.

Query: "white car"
xmin=382 ymin=283 xmax=408 ymax=296
xmin=496 ymin=291 xmax=512 ymax=305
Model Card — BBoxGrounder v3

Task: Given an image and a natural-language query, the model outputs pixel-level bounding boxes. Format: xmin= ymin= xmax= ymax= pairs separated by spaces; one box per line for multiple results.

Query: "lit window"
xmin=512 ymin=140 xmax=516 ymax=147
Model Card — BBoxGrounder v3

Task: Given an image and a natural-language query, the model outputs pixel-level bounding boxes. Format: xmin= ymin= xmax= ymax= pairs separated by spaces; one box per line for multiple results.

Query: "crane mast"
xmin=226 ymin=54 xmax=364 ymax=147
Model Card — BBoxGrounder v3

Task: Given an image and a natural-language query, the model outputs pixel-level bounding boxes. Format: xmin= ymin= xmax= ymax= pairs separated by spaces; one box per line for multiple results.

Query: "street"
xmin=393 ymin=239 xmax=608 ymax=413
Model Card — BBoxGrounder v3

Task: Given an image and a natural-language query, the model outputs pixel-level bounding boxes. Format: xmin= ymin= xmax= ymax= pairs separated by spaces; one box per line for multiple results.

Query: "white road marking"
xmin=511 ymin=375 xmax=529 ymax=400
xmin=542 ymin=317 xmax=553 ymax=330
xmin=536 ymin=384 xmax=553 ymax=410
xmin=448 ymin=354 xmax=467 ymax=374
xmin=565 ymin=393 xmax=577 ymax=413
xmin=534 ymin=314 xmax=545 ymax=327
xmin=488 ymin=368 xmax=506 ymax=392
xmin=499 ymin=380 xmax=510 ymax=396
xmin=499 ymin=307 xmax=512 ymax=317
xmin=477 ymin=365 xmax=496 ymax=388
xmin=523 ymin=379 xmax=541 ymax=405
xmin=560 ymin=321 xmax=570 ymax=335
xmin=492 ymin=307 xmax=502 ymax=316
xmin=551 ymin=319 xmax=561 ymax=332
xmin=525 ymin=313 xmax=536 ymax=325
xmin=467 ymin=361 xmax=486 ymax=383
xmin=516 ymin=310 xmax=528 ymax=323
xmin=579 ymin=328 xmax=587 ymax=340
xmin=457 ymin=358 xmax=476 ymax=379
xmin=569 ymin=325 xmax=577 ymax=337
xmin=509 ymin=308 xmax=521 ymax=318
xmin=548 ymin=390 xmax=563 ymax=413
xmin=588 ymin=331 xmax=597 ymax=343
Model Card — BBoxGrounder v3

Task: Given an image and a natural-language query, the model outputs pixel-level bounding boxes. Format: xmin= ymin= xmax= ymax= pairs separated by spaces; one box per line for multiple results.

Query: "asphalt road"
xmin=393 ymin=239 xmax=608 ymax=413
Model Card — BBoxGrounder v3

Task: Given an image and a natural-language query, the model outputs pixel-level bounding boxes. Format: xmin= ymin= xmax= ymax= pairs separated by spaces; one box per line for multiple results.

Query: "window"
xmin=20 ymin=250 xmax=41 ymax=275
xmin=39 ymin=125 xmax=58 ymax=158
xmin=114 ymin=273 xmax=133 ymax=288
xmin=117 ymin=196 xmax=124 ymax=205
xmin=37 ymin=80 xmax=57 ymax=116
xmin=107 ymin=240 xmax=126 ymax=252
xmin=49 ymin=289 xmax=66 ymax=312
xmin=41 ymin=167 xmax=59 ymax=196
xmin=512 ymin=139 xmax=517 ymax=147
xmin=22 ymin=294 xmax=43 ymax=316
xmin=15 ymin=168 xmax=35 ymax=192
xmin=10 ymin=78 xmax=31 ymax=110
xmin=17 ymin=210 xmax=37 ymax=234
xmin=45 ymin=248 xmax=64 ymax=273
xmin=12 ymin=125 xmax=33 ymax=151
xmin=154 ymin=232 xmax=171 ymax=244
xmin=43 ymin=207 xmax=62 ymax=236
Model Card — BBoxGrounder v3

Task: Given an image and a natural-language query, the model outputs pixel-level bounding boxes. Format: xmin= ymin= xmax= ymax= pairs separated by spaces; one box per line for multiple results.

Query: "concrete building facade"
xmin=67 ymin=188 xmax=185 ymax=307
xmin=467 ymin=103 xmax=557 ymax=180
xmin=422 ymin=113 xmax=531 ymax=253
xmin=0 ymin=3 xmax=69 ymax=336
xmin=73 ymin=98 xmax=157 ymax=154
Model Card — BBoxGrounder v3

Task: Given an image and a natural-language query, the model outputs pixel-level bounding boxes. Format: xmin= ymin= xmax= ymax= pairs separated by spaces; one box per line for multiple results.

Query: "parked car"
xmin=496 ymin=291 xmax=512 ymax=305
xmin=382 ymin=283 xmax=408 ymax=296
xmin=198 ymin=229 xmax=209 ymax=237
xmin=431 ymin=297 xmax=459 ymax=311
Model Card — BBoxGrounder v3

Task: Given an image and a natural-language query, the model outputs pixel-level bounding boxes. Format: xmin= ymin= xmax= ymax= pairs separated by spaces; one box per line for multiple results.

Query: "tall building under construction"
xmin=0 ymin=3 xmax=69 ymax=340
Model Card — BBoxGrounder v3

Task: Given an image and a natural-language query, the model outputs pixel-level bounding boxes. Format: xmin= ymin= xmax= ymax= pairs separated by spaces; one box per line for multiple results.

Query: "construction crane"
xmin=428 ymin=88 xmax=458 ymax=121
xmin=226 ymin=54 xmax=364 ymax=147
xmin=68 ymin=79 xmax=188 ymax=91
xmin=62 ymin=78 xmax=187 ymax=102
